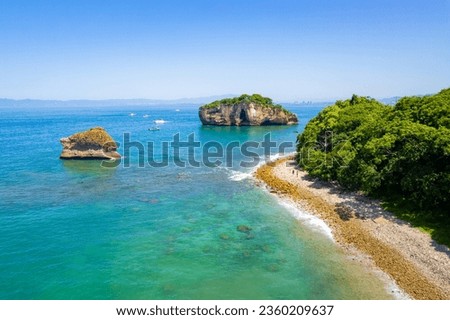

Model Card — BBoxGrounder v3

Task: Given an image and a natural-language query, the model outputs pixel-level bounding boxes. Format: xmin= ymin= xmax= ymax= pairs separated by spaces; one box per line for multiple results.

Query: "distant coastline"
xmin=0 ymin=96 xmax=404 ymax=108
xmin=254 ymin=156 xmax=450 ymax=300
xmin=0 ymin=95 xmax=235 ymax=108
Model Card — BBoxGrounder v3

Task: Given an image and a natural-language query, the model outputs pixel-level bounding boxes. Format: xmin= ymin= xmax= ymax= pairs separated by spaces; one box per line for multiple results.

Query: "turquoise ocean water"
xmin=0 ymin=104 xmax=394 ymax=299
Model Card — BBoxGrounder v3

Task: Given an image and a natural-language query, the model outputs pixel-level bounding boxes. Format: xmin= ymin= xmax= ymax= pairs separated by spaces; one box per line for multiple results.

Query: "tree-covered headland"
xmin=202 ymin=94 xmax=293 ymax=114
xmin=297 ymin=88 xmax=450 ymax=244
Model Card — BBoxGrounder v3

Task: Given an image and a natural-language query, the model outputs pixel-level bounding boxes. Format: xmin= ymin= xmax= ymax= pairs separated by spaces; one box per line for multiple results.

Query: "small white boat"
xmin=129 ymin=113 xmax=136 ymax=117
xmin=175 ymin=109 xmax=180 ymax=112
xmin=154 ymin=119 xmax=166 ymax=124
xmin=143 ymin=114 xmax=149 ymax=118
xmin=148 ymin=126 xmax=160 ymax=131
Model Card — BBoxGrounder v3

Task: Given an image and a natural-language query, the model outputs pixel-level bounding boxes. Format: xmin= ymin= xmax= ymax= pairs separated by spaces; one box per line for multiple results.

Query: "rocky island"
xmin=199 ymin=94 xmax=298 ymax=126
xmin=60 ymin=127 xmax=121 ymax=160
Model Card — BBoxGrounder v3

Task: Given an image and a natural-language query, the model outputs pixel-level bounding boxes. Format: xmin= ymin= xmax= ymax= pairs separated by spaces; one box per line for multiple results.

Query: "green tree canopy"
xmin=297 ymin=88 xmax=450 ymax=219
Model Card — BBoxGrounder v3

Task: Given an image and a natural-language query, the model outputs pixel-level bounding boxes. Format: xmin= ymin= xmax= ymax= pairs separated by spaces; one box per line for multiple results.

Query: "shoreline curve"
xmin=254 ymin=156 xmax=449 ymax=300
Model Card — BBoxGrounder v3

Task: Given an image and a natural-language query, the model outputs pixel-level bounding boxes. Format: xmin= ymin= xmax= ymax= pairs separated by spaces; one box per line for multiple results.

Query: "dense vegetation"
xmin=71 ymin=127 xmax=116 ymax=146
xmin=202 ymin=94 xmax=293 ymax=113
xmin=296 ymin=88 xmax=450 ymax=243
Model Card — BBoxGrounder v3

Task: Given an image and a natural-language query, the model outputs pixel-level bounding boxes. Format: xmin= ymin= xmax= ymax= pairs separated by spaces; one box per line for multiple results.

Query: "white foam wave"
xmin=252 ymin=152 xmax=296 ymax=172
xmin=240 ymin=151 xmax=334 ymax=240
xmin=273 ymin=195 xmax=410 ymax=300
xmin=385 ymin=282 xmax=410 ymax=300
xmin=267 ymin=152 xmax=292 ymax=162
xmin=222 ymin=152 xmax=295 ymax=181
xmin=228 ymin=171 xmax=252 ymax=181
xmin=276 ymin=197 xmax=334 ymax=241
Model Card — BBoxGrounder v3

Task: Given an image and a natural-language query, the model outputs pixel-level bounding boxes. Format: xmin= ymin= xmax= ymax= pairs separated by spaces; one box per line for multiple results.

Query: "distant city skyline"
xmin=0 ymin=0 xmax=449 ymax=101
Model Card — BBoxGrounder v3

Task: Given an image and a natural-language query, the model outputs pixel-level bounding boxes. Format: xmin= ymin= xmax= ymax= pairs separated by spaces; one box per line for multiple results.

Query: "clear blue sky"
xmin=0 ymin=0 xmax=449 ymax=100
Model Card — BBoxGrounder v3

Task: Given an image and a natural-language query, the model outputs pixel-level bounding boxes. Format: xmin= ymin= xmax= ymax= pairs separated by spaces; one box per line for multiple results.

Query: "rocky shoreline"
xmin=254 ymin=157 xmax=450 ymax=300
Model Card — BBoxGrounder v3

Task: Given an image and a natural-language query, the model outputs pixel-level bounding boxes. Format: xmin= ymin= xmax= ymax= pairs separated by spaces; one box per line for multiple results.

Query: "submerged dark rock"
xmin=236 ymin=225 xmax=252 ymax=233
xmin=220 ymin=233 xmax=230 ymax=240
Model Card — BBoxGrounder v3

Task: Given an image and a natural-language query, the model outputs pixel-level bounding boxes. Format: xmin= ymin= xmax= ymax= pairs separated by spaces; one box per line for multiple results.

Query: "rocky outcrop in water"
xmin=60 ymin=127 xmax=121 ymax=159
xmin=199 ymin=94 xmax=298 ymax=126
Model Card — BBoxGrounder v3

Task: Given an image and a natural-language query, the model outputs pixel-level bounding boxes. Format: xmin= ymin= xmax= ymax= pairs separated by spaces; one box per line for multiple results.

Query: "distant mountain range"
xmin=283 ymin=96 xmax=402 ymax=106
xmin=0 ymin=95 xmax=236 ymax=108
xmin=0 ymin=95 xmax=403 ymax=108
xmin=379 ymin=96 xmax=401 ymax=105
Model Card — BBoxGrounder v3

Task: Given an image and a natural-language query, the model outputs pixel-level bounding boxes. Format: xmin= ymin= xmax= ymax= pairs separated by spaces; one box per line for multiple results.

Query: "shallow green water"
xmin=0 ymin=105 xmax=393 ymax=299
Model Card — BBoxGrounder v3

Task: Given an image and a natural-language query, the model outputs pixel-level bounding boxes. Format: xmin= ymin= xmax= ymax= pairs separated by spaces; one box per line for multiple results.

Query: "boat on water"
xmin=143 ymin=114 xmax=149 ymax=118
xmin=148 ymin=126 xmax=160 ymax=131
xmin=129 ymin=113 xmax=136 ymax=117
xmin=175 ymin=109 xmax=180 ymax=112
xmin=154 ymin=119 xmax=166 ymax=124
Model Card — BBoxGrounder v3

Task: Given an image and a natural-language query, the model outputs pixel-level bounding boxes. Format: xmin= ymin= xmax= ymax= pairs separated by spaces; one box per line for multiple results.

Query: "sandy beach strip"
xmin=254 ymin=157 xmax=450 ymax=300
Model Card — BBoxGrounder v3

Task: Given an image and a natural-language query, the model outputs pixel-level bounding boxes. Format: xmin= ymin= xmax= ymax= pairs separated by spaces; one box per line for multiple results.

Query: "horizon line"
xmin=0 ymin=94 xmax=408 ymax=104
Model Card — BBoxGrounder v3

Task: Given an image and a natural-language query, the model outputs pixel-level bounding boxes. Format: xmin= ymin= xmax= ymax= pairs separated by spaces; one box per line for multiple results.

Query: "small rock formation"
xmin=199 ymin=94 xmax=298 ymax=126
xmin=219 ymin=233 xmax=230 ymax=240
xmin=236 ymin=225 xmax=252 ymax=233
xmin=60 ymin=127 xmax=121 ymax=160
